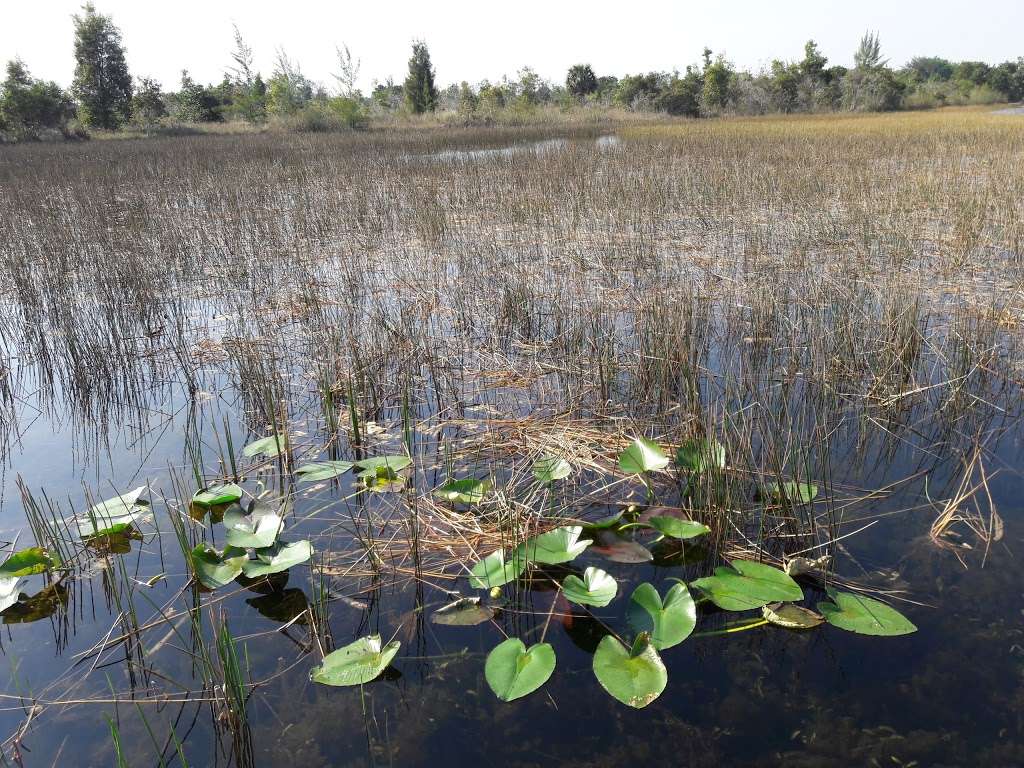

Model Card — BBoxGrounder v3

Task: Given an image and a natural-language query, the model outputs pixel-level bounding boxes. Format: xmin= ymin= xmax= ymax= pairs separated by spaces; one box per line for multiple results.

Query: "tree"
xmin=702 ymin=55 xmax=734 ymax=113
xmin=229 ymin=25 xmax=255 ymax=86
xmin=905 ymin=56 xmax=953 ymax=82
xmin=655 ymin=69 xmax=702 ymax=117
xmin=800 ymin=41 xmax=828 ymax=79
xmin=266 ymin=49 xmax=313 ymax=116
xmin=174 ymin=71 xmax=221 ymax=122
xmin=131 ymin=76 xmax=166 ymax=127
xmin=0 ymin=59 xmax=74 ymax=140
xmin=853 ymin=31 xmax=886 ymax=70
xmin=333 ymin=44 xmax=361 ymax=98
xmin=566 ymin=64 xmax=598 ymax=99
xmin=403 ymin=41 xmax=438 ymax=113
xmin=71 ymin=3 xmax=132 ymax=129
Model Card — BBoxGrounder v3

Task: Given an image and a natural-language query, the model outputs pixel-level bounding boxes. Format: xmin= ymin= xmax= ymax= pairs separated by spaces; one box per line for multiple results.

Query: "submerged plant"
xmin=532 ymin=455 xmax=572 ymax=484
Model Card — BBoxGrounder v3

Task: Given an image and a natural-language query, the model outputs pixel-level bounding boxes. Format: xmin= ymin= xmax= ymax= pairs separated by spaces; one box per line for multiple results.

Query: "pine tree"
xmin=71 ymin=3 xmax=132 ymax=129
xmin=403 ymin=41 xmax=437 ymax=114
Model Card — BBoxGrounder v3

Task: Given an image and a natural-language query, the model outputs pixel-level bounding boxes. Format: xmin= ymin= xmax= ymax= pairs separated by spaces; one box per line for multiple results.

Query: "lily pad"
xmin=295 ymin=461 xmax=354 ymax=482
xmin=76 ymin=487 xmax=149 ymax=538
xmin=431 ymin=597 xmax=495 ymax=626
xmin=522 ymin=526 xmax=592 ymax=565
xmin=243 ymin=434 xmax=287 ymax=458
xmin=562 ymin=567 xmax=618 ymax=607
xmin=762 ymin=602 xmax=824 ymax=629
xmin=646 ymin=517 xmax=711 ymax=540
xmin=359 ymin=465 xmax=405 ymax=492
xmin=0 ymin=547 xmax=56 ymax=577
xmin=675 ymin=438 xmax=726 ymax=472
xmin=1 ymin=583 xmax=67 ymax=623
xmin=485 ymin=638 xmax=556 ymax=702
xmin=241 ymin=540 xmax=314 ymax=578
xmin=434 ymin=478 xmax=490 ymax=505
xmin=627 ymin=582 xmax=697 ymax=650
xmin=770 ymin=481 xmax=818 ymax=504
xmin=224 ymin=507 xmax=282 ymax=549
xmin=190 ymin=544 xmax=247 ymax=589
xmin=468 ymin=549 xmax=527 ymax=590
xmin=584 ymin=511 xmax=625 ymax=530
xmin=592 ymin=633 xmax=667 ymax=709
xmin=533 ymin=455 xmax=572 ymax=484
xmin=618 ymin=437 xmax=670 ymax=475
xmin=192 ymin=484 xmax=243 ymax=508
xmin=691 ymin=559 xmax=803 ymax=611
xmin=817 ymin=589 xmax=917 ymax=636
xmin=310 ymin=634 xmax=401 ymax=686
xmin=353 ymin=455 xmax=412 ymax=475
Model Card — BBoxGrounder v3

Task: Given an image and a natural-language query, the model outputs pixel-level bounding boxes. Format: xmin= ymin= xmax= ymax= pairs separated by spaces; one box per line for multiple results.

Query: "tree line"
xmin=2 ymin=4 xmax=1023 ymax=142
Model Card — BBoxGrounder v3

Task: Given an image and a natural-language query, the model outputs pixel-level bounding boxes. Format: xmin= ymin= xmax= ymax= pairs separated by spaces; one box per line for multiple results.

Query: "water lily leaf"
xmin=353 ymin=455 xmax=412 ymax=475
xmin=190 ymin=544 xmax=247 ymax=589
xmin=359 ymin=465 xmax=405 ymax=492
xmin=224 ymin=507 xmax=282 ymax=549
xmin=618 ymin=437 xmax=670 ymax=474
xmin=431 ymin=597 xmax=495 ymax=626
xmin=817 ymin=589 xmax=916 ymax=636
xmin=646 ymin=517 xmax=710 ymax=540
xmin=770 ymin=481 xmax=818 ymax=504
xmin=76 ymin=487 xmax=149 ymax=538
xmin=0 ymin=576 xmax=26 ymax=614
xmin=522 ymin=526 xmax=592 ymax=565
xmin=295 ymin=460 xmax=355 ymax=482
xmin=691 ymin=559 xmax=803 ymax=611
xmin=434 ymin=478 xmax=490 ymax=504
xmin=241 ymin=540 xmax=314 ymax=578
xmin=0 ymin=547 xmax=56 ymax=577
xmin=762 ymin=602 xmax=824 ymax=629
xmin=592 ymin=633 xmax=667 ymax=709
xmin=485 ymin=638 xmax=556 ymax=702
xmin=562 ymin=567 xmax=618 ymax=607
xmin=468 ymin=548 xmax=527 ymax=589
xmin=1 ymin=582 xmax=67 ymax=623
xmin=675 ymin=438 xmax=726 ymax=472
xmin=243 ymin=434 xmax=286 ymax=458
xmin=533 ymin=455 xmax=572 ymax=483
xmin=591 ymin=530 xmax=653 ymax=564
xmin=584 ymin=511 xmax=625 ymax=530
xmin=627 ymin=582 xmax=697 ymax=649
xmin=310 ymin=634 xmax=401 ymax=686
xmin=192 ymin=484 xmax=243 ymax=508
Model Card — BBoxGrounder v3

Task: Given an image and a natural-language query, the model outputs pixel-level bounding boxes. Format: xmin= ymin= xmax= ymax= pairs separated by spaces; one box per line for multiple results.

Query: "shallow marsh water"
xmin=0 ymin=116 xmax=1023 ymax=766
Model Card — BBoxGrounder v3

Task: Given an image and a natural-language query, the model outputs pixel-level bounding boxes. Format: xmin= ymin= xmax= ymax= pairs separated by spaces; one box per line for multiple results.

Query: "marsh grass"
xmin=0 ymin=106 xmax=1022 ymax=762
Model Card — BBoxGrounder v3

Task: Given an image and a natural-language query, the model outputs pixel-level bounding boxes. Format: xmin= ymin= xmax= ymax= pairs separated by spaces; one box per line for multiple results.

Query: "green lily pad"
xmin=241 ymin=540 xmax=314 ymax=578
xmin=618 ymin=437 xmax=670 ymax=474
xmin=76 ymin=486 xmax=149 ymax=538
xmin=224 ymin=507 xmax=282 ymax=549
xmin=691 ymin=559 xmax=803 ymax=611
xmin=627 ymin=582 xmax=697 ymax=650
xmin=584 ymin=511 xmax=625 ymax=530
xmin=485 ymin=637 xmax=556 ymax=702
xmin=562 ymin=567 xmax=618 ymax=607
xmin=675 ymin=438 xmax=726 ymax=472
xmin=192 ymin=484 xmax=243 ymax=508
xmin=353 ymin=455 xmax=412 ymax=475
xmin=762 ymin=602 xmax=825 ymax=629
xmin=592 ymin=633 xmax=667 ymax=709
xmin=431 ymin=597 xmax=495 ymax=626
xmin=243 ymin=434 xmax=287 ymax=458
xmin=817 ymin=589 xmax=917 ymax=636
xmin=533 ymin=455 xmax=572 ymax=484
xmin=468 ymin=549 xmax=527 ymax=590
xmin=310 ymin=634 xmax=401 ymax=686
xmin=0 ymin=547 xmax=56 ymax=577
xmin=190 ymin=544 xmax=247 ymax=589
xmin=434 ymin=478 xmax=490 ymax=504
xmin=521 ymin=526 xmax=592 ymax=565
xmin=295 ymin=461 xmax=355 ymax=482
xmin=359 ymin=465 xmax=405 ymax=492
xmin=770 ymin=481 xmax=818 ymax=504
xmin=646 ymin=517 xmax=711 ymax=540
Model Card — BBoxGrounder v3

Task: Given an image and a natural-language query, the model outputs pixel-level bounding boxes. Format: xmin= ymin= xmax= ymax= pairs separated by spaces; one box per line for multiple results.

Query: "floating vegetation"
xmin=521 ymin=526 xmax=592 ymax=564
xmin=485 ymin=638 xmax=556 ymax=702
xmin=434 ymin=478 xmax=491 ymax=504
xmin=818 ymin=589 xmax=918 ymax=636
xmin=74 ymin=487 xmax=149 ymax=538
xmin=431 ymin=597 xmax=495 ymax=626
xmin=562 ymin=567 xmax=618 ymax=607
xmin=627 ymin=582 xmax=697 ymax=650
xmin=310 ymin=635 xmax=401 ymax=687
xmin=691 ymin=560 xmax=804 ymax=611
xmin=592 ymin=633 xmax=667 ymax=709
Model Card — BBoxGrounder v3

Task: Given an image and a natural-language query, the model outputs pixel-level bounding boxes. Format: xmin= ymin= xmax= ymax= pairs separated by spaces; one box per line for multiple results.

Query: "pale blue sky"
xmin=1 ymin=1 xmax=1020 ymax=92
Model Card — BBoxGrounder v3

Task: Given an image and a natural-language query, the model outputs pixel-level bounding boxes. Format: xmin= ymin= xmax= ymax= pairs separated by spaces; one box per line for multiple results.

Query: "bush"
xmin=275 ymin=100 xmax=367 ymax=133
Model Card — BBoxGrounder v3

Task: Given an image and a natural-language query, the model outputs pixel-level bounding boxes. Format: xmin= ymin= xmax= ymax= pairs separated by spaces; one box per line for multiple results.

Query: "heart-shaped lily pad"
xmin=484 ymin=637 xmax=556 ymax=702
xmin=310 ymin=634 xmax=401 ymax=686
xmin=521 ymin=526 xmax=592 ymax=565
xmin=627 ymin=582 xmax=697 ymax=649
xmin=592 ymin=633 xmax=667 ymax=709
xmin=691 ymin=559 xmax=803 ymax=611
xmin=562 ymin=567 xmax=618 ymax=607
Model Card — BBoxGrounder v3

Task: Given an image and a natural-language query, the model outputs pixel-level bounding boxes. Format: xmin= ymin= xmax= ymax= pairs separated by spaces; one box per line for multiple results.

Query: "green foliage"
xmin=532 ymin=455 xmax=572 ymax=483
xmin=72 ymin=3 xmax=133 ymax=129
xmin=434 ymin=478 xmax=490 ymax=505
xmin=645 ymin=516 xmax=710 ymax=540
xmin=0 ymin=60 xmax=75 ymax=141
xmin=654 ymin=70 xmax=702 ymax=117
xmin=240 ymin=539 xmax=313 ymax=577
xmin=627 ymin=582 xmax=696 ymax=649
xmin=295 ymin=460 xmax=354 ymax=482
xmin=131 ymin=76 xmax=166 ymax=127
xmin=592 ymin=633 xmax=667 ymax=708
xmin=430 ymin=597 xmax=494 ymax=626
xmin=618 ymin=437 xmax=670 ymax=474
xmin=0 ymin=547 xmax=56 ymax=577
xmin=485 ymin=638 xmax=556 ymax=702
xmin=403 ymin=41 xmax=438 ymax=114
xmin=521 ymin=526 xmax=591 ymax=565
xmin=691 ymin=559 xmax=803 ymax=611
xmin=562 ymin=566 xmax=618 ymax=607
xmin=242 ymin=434 xmax=286 ymax=458
xmin=566 ymin=64 xmax=598 ymax=99
xmin=310 ymin=635 xmax=400 ymax=686
xmin=762 ymin=602 xmax=825 ymax=630
xmin=469 ymin=548 xmax=527 ymax=589
xmin=173 ymin=70 xmax=222 ymax=123
xmin=702 ymin=54 xmax=734 ymax=113
xmin=818 ymin=589 xmax=917 ymax=636
xmin=76 ymin=486 xmax=149 ymax=538
xmin=191 ymin=483 xmax=242 ymax=507
xmin=190 ymin=544 xmax=247 ymax=589
xmin=224 ymin=507 xmax=282 ymax=549
xmin=675 ymin=438 xmax=726 ymax=473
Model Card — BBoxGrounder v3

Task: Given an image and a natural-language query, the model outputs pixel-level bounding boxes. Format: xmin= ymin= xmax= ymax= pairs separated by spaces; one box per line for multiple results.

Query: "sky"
xmin=1 ymin=1 xmax=1021 ymax=93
